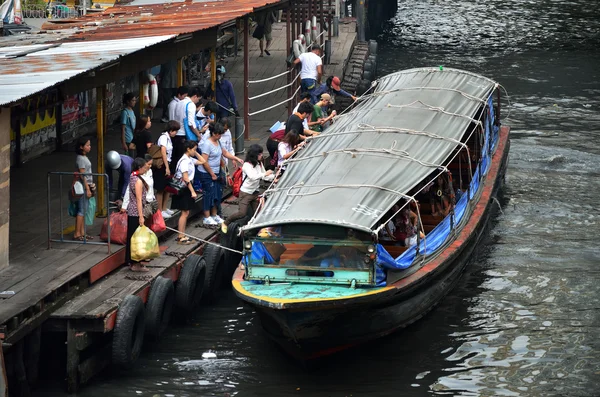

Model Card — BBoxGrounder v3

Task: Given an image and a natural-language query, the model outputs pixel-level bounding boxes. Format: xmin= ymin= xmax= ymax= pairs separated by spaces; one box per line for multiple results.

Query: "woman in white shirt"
xmin=277 ymin=131 xmax=305 ymax=177
xmin=171 ymin=141 xmax=203 ymax=245
xmin=154 ymin=121 xmax=179 ymax=219
xmin=221 ymin=144 xmax=273 ymax=234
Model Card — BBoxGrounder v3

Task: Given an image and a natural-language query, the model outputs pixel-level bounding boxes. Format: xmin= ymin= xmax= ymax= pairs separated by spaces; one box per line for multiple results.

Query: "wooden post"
xmin=356 ymin=0 xmax=366 ymax=41
xmin=0 ymin=107 xmax=9 ymax=271
xmin=210 ymin=46 xmax=217 ymax=94
xmin=243 ymin=15 xmax=250 ymax=139
xmin=286 ymin=6 xmax=292 ymax=117
xmin=138 ymin=72 xmax=145 ymax=116
xmin=0 ymin=339 xmax=7 ymax=397
xmin=177 ymin=57 xmax=184 ymax=86
xmin=66 ymin=321 xmax=80 ymax=393
xmin=96 ymin=85 xmax=107 ymax=218
xmin=320 ymin=0 xmax=324 ymax=48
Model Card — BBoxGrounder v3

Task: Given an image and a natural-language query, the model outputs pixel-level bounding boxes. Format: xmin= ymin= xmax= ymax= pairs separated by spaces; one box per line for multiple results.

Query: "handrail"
xmin=47 ymin=171 xmax=111 ymax=253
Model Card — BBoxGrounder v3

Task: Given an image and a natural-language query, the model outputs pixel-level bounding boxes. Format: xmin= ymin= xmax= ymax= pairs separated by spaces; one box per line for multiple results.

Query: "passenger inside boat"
xmin=393 ymin=202 xmax=424 ymax=247
xmin=248 ymin=225 xmax=372 ymax=269
xmin=429 ymin=173 xmax=454 ymax=217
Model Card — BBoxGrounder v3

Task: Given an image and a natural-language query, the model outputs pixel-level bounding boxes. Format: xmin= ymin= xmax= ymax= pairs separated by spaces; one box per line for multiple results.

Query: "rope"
xmin=248 ymin=69 xmax=292 ymax=84
xmin=248 ymin=73 xmax=301 ymax=101
xmin=164 ymin=226 xmax=244 ymax=255
xmin=498 ymin=83 xmax=512 ymax=119
xmin=265 ymin=182 xmax=415 ymax=201
xmin=248 ymin=85 xmax=301 ymax=117
xmin=284 ymin=145 xmax=446 ymax=171
xmin=362 ymin=86 xmax=486 ymax=103
xmin=387 ymin=100 xmax=480 ymax=122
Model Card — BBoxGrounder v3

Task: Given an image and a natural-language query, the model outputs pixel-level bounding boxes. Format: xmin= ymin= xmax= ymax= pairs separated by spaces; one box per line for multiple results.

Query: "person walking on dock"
xmin=214 ymin=65 xmax=238 ymax=120
xmin=254 ymin=10 xmax=277 ymax=57
xmin=73 ymin=137 xmax=95 ymax=241
xmin=123 ymin=157 xmax=152 ymax=272
xmin=120 ymin=93 xmax=137 ymax=156
xmin=293 ymin=46 xmax=323 ymax=103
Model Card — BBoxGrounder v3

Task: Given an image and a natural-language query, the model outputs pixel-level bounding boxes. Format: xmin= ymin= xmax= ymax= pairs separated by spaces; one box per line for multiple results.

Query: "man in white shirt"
xmin=293 ymin=45 xmax=323 ymax=103
xmin=172 ymin=87 xmax=202 ymax=165
xmin=167 ymin=85 xmax=188 ymax=122
xmin=196 ymin=101 xmax=218 ymax=146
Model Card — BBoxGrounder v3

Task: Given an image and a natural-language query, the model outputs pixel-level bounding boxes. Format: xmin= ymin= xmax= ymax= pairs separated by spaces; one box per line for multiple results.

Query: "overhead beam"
xmin=61 ymin=28 xmax=218 ymax=97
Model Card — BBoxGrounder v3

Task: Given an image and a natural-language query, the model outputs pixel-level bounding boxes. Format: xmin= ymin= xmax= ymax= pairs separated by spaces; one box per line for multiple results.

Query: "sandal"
xmin=74 ymin=235 xmax=93 ymax=241
xmin=130 ymin=264 xmax=150 ymax=272
xmin=176 ymin=237 xmax=193 ymax=245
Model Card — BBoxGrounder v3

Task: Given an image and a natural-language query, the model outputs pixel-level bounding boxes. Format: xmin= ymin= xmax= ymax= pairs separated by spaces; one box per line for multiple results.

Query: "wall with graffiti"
xmin=9 ymin=74 xmax=140 ymax=165
xmin=10 ymin=91 xmax=59 ymax=164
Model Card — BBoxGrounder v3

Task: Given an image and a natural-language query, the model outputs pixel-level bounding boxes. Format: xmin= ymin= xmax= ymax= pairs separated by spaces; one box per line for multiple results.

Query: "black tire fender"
xmin=145 ymin=276 xmax=175 ymax=340
xmin=202 ymin=243 xmax=225 ymax=303
xmin=362 ymin=70 xmax=373 ymax=81
xmin=367 ymin=55 xmax=377 ymax=76
xmin=222 ymin=218 xmax=248 ymax=281
xmin=112 ymin=295 xmax=145 ymax=369
xmin=368 ymin=39 xmax=378 ymax=56
xmin=175 ymin=254 xmax=206 ymax=315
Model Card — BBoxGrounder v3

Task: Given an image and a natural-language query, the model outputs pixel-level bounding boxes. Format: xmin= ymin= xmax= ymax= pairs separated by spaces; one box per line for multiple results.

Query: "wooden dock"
xmin=0 ymin=17 xmax=360 ymax=395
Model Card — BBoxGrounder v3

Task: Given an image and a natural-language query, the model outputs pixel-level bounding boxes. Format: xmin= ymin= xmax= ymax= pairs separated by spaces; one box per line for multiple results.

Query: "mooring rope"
xmin=164 ymin=226 xmax=244 ymax=255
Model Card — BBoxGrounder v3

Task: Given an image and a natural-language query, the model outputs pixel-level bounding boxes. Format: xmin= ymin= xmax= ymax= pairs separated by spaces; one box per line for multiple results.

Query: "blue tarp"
xmin=378 ymin=94 xmax=501 ymax=272
xmin=243 ymin=242 xmax=274 ymax=266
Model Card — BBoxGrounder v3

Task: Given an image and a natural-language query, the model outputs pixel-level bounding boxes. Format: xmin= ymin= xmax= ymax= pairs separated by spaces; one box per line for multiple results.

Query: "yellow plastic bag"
xmin=131 ymin=225 xmax=160 ymax=262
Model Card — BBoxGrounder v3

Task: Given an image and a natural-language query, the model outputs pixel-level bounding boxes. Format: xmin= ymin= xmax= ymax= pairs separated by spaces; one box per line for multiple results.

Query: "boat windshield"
xmin=243 ymin=225 xmax=376 ymax=286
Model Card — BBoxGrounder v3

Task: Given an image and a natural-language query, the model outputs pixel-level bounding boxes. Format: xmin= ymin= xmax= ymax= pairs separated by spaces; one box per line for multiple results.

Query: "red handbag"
xmin=150 ymin=210 xmax=166 ymax=233
xmin=100 ymin=212 xmax=128 ymax=244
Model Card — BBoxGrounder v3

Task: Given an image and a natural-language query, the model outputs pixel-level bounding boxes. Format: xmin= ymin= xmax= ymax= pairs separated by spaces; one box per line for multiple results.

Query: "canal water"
xmin=47 ymin=0 xmax=599 ymax=396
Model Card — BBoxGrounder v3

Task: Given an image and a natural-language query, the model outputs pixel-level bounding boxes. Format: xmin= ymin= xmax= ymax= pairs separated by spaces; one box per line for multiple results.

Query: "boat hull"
xmin=235 ymin=126 xmax=511 ymax=360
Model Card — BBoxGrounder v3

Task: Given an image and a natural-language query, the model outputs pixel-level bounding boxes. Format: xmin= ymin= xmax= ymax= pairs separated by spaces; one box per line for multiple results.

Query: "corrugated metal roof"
xmin=0 ymin=0 xmax=284 ymax=106
xmin=0 ymin=35 xmax=175 ymax=106
xmin=41 ymin=0 xmax=281 ymax=41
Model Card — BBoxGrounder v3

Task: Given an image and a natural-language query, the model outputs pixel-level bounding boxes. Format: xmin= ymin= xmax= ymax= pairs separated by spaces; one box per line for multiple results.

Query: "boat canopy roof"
xmin=245 ymin=67 xmax=498 ymax=234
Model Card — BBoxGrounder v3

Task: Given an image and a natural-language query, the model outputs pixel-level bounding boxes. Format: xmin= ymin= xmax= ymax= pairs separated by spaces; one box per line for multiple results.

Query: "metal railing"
xmin=22 ymin=4 xmax=79 ymax=19
xmin=47 ymin=171 xmax=111 ymax=253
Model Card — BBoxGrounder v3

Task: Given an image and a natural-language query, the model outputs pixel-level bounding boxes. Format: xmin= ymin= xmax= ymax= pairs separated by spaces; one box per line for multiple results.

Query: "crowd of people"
xmin=70 ymin=35 xmax=363 ymax=272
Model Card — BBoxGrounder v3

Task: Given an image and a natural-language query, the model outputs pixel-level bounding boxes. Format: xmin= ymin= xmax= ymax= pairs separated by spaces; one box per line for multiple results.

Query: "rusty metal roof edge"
xmin=0 ymin=0 xmax=287 ymax=107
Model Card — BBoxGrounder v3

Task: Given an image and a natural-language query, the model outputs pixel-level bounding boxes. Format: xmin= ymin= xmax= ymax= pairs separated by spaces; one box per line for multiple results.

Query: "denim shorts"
xmin=198 ymin=172 xmax=218 ymax=212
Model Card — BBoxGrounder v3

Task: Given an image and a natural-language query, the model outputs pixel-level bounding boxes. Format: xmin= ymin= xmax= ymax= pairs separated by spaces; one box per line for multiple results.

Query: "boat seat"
xmin=279 ymin=243 xmax=314 ymax=262
xmin=382 ymin=245 xmax=408 ymax=258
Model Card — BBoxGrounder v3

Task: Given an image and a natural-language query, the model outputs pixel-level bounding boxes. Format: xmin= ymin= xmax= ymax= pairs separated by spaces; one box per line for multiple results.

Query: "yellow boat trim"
xmin=232 ymin=279 xmax=393 ymax=305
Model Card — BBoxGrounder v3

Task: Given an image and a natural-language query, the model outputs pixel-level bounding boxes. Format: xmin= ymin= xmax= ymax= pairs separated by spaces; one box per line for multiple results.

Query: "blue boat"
xmin=232 ymin=67 xmax=510 ymax=360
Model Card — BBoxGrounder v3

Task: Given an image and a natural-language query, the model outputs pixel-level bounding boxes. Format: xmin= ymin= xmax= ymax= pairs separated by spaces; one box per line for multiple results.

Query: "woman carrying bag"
xmin=123 ymin=157 xmax=151 ymax=272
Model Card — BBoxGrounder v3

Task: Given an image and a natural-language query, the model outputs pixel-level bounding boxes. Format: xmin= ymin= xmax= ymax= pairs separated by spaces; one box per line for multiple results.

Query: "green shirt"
xmin=310 ymin=105 xmax=324 ymax=132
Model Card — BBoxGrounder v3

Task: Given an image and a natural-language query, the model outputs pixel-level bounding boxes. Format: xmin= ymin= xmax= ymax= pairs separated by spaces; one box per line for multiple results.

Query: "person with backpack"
xmin=221 ymin=144 xmax=273 ymax=234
